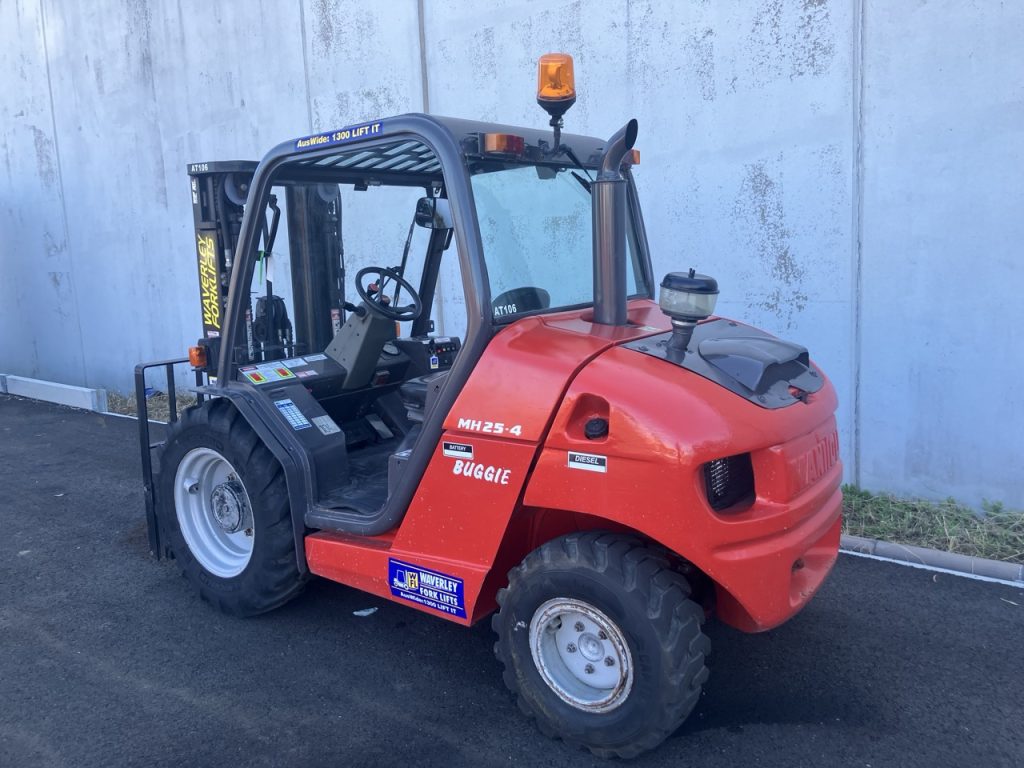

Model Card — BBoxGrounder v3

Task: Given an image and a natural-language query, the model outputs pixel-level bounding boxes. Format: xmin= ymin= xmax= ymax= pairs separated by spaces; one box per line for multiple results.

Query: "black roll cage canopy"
xmin=138 ymin=112 xmax=655 ymax=563
xmin=212 ymin=113 xmax=654 ymax=547
xmin=216 ymin=113 xmax=655 ymax=383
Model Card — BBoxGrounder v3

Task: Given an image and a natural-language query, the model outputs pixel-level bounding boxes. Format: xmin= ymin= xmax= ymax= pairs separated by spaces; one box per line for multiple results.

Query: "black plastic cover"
xmin=623 ymin=319 xmax=824 ymax=409
xmin=660 ymin=272 xmax=719 ymax=295
xmin=584 ymin=418 xmax=609 ymax=439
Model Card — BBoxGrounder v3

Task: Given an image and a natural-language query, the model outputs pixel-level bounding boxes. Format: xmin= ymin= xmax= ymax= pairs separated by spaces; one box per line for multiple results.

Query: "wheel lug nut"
xmin=604 ymin=656 xmax=615 ymax=666
xmin=597 ymin=630 xmax=607 ymax=640
xmin=574 ymin=621 xmax=585 ymax=632
xmin=584 ymin=664 xmax=594 ymax=674
xmin=566 ymin=642 xmax=577 ymax=653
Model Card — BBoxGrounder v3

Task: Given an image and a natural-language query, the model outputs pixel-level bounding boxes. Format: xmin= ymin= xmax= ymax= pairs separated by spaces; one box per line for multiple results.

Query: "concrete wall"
xmin=1 ymin=0 xmax=1021 ymax=508
xmin=857 ymin=1 xmax=1024 ymax=504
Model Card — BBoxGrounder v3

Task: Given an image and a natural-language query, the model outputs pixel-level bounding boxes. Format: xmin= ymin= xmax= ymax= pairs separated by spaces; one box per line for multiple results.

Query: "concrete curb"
xmin=841 ymin=534 xmax=1024 ymax=584
xmin=1 ymin=375 xmax=108 ymax=413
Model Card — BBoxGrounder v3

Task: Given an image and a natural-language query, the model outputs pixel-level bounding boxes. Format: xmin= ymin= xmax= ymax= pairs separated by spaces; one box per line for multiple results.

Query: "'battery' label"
xmin=442 ymin=441 xmax=473 ymax=460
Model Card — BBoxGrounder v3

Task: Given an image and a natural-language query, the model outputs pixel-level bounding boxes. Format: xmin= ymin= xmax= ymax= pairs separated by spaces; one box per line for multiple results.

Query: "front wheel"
xmin=492 ymin=532 xmax=710 ymax=759
xmin=156 ymin=399 xmax=306 ymax=616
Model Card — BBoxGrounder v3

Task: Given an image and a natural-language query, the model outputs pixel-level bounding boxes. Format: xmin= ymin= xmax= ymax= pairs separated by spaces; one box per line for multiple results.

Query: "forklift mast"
xmin=186 ymin=161 xmax=345 ymax=367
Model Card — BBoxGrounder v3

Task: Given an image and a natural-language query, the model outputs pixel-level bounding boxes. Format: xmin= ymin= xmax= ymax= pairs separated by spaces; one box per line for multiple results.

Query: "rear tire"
xmin=492 ymin=532 xmax=710 ymax=759
xmin=156 ymin=398 xmax=306 ymax=616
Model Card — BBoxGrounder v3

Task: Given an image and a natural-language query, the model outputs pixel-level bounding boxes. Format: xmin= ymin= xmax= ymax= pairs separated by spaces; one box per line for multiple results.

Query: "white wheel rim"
xmin=529 ymin=598 xmax=634 ymax=713
xmin=173 ymin=447 xmax=254 ymax=578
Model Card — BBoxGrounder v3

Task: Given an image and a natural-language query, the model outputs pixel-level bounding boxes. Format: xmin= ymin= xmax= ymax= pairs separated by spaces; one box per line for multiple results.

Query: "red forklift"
xmin=136 ymin=54 xmax=842 ymax=758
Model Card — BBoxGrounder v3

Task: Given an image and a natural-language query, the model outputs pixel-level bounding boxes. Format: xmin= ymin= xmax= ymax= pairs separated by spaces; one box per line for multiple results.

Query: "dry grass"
xmin=842 ymin=485 xmax=1024 ymax=565
xmin=106 ymin=391 xmax=198 ymax=423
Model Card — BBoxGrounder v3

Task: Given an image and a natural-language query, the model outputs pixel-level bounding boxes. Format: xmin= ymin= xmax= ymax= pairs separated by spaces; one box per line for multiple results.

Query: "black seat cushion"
xmin=399 ymin=377 xmax=429 ymax=410
xmin=399 ymin=371 xmax=449 ymax=412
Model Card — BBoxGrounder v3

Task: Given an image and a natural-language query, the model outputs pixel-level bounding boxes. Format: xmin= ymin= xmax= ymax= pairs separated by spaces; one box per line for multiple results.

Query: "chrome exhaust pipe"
xmin=592 ymin=119 xmax=638 ymax=326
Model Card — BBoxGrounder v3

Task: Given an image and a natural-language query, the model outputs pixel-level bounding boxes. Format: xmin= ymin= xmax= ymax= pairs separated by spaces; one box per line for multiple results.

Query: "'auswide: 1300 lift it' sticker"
xmin=389 ymin=559 xmax=466 ymax=619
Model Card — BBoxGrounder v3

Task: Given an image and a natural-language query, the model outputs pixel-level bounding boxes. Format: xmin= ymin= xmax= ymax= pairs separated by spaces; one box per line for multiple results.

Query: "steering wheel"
xmin=355 ymin=266 xmax=423 ymax=322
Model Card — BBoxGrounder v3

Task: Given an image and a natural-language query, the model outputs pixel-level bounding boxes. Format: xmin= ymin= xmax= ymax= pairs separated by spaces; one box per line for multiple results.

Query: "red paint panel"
xmin=307 ymin=299 xmax=842 ymax=633
xmin=524 ymin=344 xmax=843 ymax=631
xmin=306 ymin=301 xmax=669 ymax=624
xmin=443 ymin=301 xmax=670 ymax=443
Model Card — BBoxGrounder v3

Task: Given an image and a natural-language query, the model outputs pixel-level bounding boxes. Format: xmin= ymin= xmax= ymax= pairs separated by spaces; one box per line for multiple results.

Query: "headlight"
xmin=703 ymin=453 xmax=754 ymax=512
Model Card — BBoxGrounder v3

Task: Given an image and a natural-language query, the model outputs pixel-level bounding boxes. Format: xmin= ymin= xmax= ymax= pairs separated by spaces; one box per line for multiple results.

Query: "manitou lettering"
xmin=452 ymin=459 xmax=511 ymax=485
xmin=793 ymin=430 xmax=840 ymax=490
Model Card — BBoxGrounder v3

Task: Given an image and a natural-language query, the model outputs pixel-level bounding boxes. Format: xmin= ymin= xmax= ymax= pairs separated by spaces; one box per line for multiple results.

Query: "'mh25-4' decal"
xmin=456 ymin=418 xmax=523 ymax=437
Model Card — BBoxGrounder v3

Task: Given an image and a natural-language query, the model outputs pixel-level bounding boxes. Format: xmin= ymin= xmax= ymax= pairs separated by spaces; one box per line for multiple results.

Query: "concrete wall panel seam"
xmin=38 ymin=0 xmax=87 ymax=386
xmin=299 ymin=0 xmax=314 ymax=132
xmin=851 ymin=0 xmax=865 ymax=487
xmin=417 ymin=0 xmax=431 ymax=114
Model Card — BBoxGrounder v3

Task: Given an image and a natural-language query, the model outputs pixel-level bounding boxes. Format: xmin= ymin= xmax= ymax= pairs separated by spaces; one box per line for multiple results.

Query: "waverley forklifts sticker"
xmin=389 ymin=559 xmax=466 ymax=619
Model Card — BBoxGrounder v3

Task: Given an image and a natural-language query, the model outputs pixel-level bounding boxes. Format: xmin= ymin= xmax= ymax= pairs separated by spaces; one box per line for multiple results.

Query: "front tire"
xmin=493 ymin=532 xmax=710 ymax=759
xmin=156 ymin=399 xmax=306 ymax=616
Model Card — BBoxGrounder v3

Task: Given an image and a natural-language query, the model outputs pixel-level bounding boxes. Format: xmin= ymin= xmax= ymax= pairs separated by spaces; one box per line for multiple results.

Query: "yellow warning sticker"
xmin=240 ymin=364 xmax=296 ymax=385
xmin=197 ymin=233 xmax=220 ymax=330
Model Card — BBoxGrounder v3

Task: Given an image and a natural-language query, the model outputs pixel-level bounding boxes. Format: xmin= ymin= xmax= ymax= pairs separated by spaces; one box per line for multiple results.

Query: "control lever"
xmin=343 ymin=301 xmax=367 ymax=317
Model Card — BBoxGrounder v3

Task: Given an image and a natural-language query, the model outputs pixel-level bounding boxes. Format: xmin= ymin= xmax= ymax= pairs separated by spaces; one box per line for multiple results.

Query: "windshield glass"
xmin=470 ymin=164 xmax=646 ymax=321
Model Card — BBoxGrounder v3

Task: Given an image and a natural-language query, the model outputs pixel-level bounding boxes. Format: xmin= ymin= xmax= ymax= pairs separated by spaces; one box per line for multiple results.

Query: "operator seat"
xmin=399 ymin=371 xmax=449 ymax=423
xmin=394 ymin=370 xmax=449 ymax=455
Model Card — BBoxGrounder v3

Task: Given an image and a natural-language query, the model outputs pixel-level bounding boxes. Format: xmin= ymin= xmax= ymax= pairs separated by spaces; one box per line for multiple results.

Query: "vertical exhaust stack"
xmin=592 ymin=119 xmax=639 ymax=326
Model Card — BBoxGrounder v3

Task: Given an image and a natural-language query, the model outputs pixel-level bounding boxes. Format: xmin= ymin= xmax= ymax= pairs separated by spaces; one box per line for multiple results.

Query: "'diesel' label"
xmin=567 ymin=451 xmax=607 ymax=473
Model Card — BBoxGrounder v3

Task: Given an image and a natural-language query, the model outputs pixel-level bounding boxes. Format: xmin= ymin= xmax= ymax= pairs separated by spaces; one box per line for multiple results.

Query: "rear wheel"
xmin=156 ymin=399 xmax=306 ymax=616
xmin=493 ymin=532 xmax=710 ymax=759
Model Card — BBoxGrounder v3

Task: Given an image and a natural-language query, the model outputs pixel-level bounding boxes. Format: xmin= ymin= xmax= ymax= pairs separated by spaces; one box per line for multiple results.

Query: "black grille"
xmin=703 ymin=454 xmax=755 ymax=512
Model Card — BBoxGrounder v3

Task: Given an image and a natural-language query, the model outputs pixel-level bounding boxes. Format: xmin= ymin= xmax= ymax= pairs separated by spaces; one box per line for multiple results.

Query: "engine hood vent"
xmin=622 ymin=319 xmax=824 ymax=409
